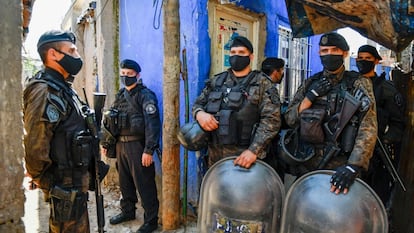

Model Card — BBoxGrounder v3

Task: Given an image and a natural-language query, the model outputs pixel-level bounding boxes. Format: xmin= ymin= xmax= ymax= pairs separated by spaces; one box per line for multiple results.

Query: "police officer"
xmin=192 ymin=36 xmax=281 ymax=169
xmin=24 ymin=30 xmax=92 ymax=232
xmin=104 ymin=59 xmax=160 ymax=233
xmin=261 ymin=57 xmax=285 ymax=84
xmin=284 ymin=32 xmax=377 ymax=195
xmin=260 ymin=57 xmax=287 ymax=177
xmin=356 ymin=45 xmax=405 ymax=207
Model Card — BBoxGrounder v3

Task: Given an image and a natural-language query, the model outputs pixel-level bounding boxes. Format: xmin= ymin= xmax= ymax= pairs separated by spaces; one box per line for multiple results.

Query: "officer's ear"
xmin=342 ymin=51 xmax=349 ymax=58
xmin=374 ymin=59 xmax=380 ymax=65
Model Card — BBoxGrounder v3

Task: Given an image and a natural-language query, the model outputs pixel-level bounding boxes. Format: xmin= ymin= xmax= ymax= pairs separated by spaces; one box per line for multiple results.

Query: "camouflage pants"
xmin=49 ymin=207 xmax=90 ymax=233
xmin=207 ymin=144 xmax=247 ymax=168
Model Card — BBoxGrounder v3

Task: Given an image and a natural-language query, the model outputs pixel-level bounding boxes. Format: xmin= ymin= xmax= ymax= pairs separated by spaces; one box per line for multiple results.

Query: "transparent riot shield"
xmin=198 ymin=156 xmax=285 ymax=233
xmin=280 ymin=170 xmax=388 ymax=233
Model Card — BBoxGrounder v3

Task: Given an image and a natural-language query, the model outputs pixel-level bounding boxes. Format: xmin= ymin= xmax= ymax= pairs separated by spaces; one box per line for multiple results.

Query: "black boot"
xmin=136 ymin=219 xmax=158 ymax=233
xmin=109 ymin=212 xmax=135 ymax=225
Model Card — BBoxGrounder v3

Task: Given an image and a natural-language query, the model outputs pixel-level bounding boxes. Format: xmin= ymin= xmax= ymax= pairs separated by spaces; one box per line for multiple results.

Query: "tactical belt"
xmin=118 ymin=135 xmax=143 ymax=142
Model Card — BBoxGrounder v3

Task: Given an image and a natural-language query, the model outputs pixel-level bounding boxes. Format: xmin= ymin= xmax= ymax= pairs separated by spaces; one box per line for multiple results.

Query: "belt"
xmin=118 ymin=135 xmax=143 ymax=142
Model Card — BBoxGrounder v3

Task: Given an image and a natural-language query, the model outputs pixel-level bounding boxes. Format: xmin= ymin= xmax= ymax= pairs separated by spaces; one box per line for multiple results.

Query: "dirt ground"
xmin=23 ymin=177 xmax=198 ymax=233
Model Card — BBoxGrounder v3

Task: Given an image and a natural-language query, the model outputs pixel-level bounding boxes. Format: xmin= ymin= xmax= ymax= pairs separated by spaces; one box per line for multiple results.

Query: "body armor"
xmin=28 ymin=71 xmax=92 ymax=189
xmin=280 ymin=170 xmax=388 ymax=233
xmin=205 ymin=71 xmax=260 ymax=146
xmin=198 ymin=156 xmax=285 ymax=233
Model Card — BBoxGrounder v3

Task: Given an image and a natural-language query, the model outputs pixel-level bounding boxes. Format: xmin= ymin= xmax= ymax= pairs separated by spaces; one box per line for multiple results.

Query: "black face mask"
xmin=55 ymin=50 xmax=83 ymax=75
xmin=229 ymin=55 xmax=250 ymax=71
xmin=121 ymin=75 xmax=137 ymax=86
xmin=277 ymin=72 xmax=285 ymax=84
xmin=320 ymin=55 xmax=344 ymax=72
xmin=356 ymin=60 xmax=375 ymax=74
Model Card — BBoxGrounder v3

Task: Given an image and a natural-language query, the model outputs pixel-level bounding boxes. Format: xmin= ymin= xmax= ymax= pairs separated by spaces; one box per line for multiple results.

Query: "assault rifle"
xmin=83 ymin=90 xmax=108 ymax=233
xmin=318 ymin=92 xmax=361 ymax=168
xmin=376 ymin=137 xmax=406 ymax=192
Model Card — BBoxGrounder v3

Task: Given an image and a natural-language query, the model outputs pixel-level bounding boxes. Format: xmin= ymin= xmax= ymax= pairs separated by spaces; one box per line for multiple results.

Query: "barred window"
xmin=278 ymin=26 xmax=312 ymax=104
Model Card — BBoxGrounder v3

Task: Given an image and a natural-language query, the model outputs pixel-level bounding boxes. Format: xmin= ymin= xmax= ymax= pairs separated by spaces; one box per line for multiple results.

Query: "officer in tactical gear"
xmin=284 ymin=32 xmax=377 ymax=195
xmin=261 ymin=57 xmax=285 ymax=84
xmin=260 ymin=57 xmax=287 ymax=178
xmin=192 ymin=36 xmax=281 ymax=169
xmin=357 ymin=45 xmax=405 ymax=222
xmin=23 ymin=30 xmax=93 ymax=232
xmin=102 ymin=59 xmax=160 ymax=233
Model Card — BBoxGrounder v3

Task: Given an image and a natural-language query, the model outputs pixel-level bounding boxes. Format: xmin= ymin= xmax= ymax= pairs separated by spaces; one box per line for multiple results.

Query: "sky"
xmin=22 ymin=1 xmax=368 ymax=59
xmin=22 ymin=0 xmax=72 ymax=59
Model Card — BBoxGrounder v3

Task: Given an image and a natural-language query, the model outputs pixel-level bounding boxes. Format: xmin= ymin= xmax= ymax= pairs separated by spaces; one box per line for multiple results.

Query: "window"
xmin=278 ymin=26 xmax=311 ymax=104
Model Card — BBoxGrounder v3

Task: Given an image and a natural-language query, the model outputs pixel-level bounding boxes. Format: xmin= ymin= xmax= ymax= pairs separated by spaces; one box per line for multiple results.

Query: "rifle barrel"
xmin=377 ymin=137 xmax=406 ymax=192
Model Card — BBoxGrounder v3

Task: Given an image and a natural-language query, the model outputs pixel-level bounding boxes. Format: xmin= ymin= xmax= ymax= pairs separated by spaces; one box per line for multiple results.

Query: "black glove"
xmin=305 ymin=78 xmax=332 ymax=102
xmin=330 ymin=164 xmax=360 ymax=192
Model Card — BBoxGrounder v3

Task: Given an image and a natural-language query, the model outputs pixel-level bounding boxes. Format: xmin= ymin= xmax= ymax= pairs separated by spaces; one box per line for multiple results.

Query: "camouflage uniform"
xmin=24 ymin=68 xmax=91 ymax=233
xmin=192 ymin=69 xmax=281 ymax=167
xmin=284 ymin=69 xmax=377 ymax=172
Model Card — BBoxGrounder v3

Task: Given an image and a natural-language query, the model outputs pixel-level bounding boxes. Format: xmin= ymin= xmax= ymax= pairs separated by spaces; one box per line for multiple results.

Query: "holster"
xmin=49 ymin=186 xmax=86 ymax=222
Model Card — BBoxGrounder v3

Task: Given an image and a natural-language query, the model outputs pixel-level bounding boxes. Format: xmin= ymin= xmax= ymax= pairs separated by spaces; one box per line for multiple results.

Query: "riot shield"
xmin=280 ymin=170 xmax=388 ymax=233
xmin=198 ymin=156 xmax=285 ymax=233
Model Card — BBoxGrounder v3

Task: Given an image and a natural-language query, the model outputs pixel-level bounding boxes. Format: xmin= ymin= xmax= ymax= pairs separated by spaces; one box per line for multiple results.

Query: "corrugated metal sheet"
xmin=286 ymin=0 xmax=414 ymax=52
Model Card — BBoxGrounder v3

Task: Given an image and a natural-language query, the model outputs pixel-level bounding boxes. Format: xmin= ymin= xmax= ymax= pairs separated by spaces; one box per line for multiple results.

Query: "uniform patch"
xmin=46 ymin=104 xmax=60 ymax=123
xmin=145 ymin=104 xmax=157 ymax=114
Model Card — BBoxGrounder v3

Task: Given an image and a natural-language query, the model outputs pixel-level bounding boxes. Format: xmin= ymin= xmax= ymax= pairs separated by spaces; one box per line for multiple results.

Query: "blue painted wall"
xmin=119 ymin=0 xmax=321 ymax=203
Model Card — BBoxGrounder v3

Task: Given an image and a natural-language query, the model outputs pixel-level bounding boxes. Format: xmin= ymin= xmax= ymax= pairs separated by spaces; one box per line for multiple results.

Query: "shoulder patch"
xmin=145 ymin=103 xmax=157 ymax=115
xmin=47 ymin=93 xmax=67 ymax=114
xmin=46 ymin=104 xmax=60 ymax=123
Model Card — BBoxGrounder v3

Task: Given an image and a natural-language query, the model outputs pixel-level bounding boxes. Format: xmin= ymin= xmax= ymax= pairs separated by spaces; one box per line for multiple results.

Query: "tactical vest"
xmin=112 ymin=85 xmax=146 ymax=136
xmin=304 ymin=71 xmax=362 ymax=153
xmin=27 ymin=71 xmax=91 ymax=188
xmin=205 ymin=71 xmax=260 ymax=146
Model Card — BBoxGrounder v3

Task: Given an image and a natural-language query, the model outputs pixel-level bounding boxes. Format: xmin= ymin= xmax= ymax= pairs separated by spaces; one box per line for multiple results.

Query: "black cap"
xmin=120 ymin=59 xmax=141 ymax=73
xmin=319 ymin=32 xmax=349 ymax=51
xmin=261 ymin=57 xmax=285 ymax=70
xmin=37 ymin=30 xmax=76 ymax=49
xmin=358 ymin=45 xmax=382 ymax=60
xmin=230 ymin=36 xmax=253 ymax=53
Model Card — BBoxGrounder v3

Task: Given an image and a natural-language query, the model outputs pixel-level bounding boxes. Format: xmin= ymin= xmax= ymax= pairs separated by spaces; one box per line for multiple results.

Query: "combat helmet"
xmin=177 ymin=121 xmax=209 ymax=151
xmin=277 ymin=129 xmax=315 ymax=165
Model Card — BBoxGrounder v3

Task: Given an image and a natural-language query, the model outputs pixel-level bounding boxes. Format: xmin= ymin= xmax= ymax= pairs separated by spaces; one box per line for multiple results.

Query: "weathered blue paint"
xmin=119 ymin=0 xmax=164 ymax=173
xmin=119 ymin=0 xmax=321 ymax=203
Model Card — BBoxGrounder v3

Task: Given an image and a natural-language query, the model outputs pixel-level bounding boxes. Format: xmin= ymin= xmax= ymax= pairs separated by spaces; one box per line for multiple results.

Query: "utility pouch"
xmin=216 ymin=109 xmax=238 ymax=145
xmin=130 ymin=113 xmax=144 ymax=135
xmin=206 ymin=92 xmax=223 ymax=113
xmin=300 ymin=108 xmax=326 ymax=144
xmin=50 ymin=186 xmax=77 ymax=222
xmin=118 ymin=112 xmax=128 ymax=129
xmin=72 ymin=131 xmax=93 ymax=167
xmin=226 ymin=92 xmax=244 ymax=109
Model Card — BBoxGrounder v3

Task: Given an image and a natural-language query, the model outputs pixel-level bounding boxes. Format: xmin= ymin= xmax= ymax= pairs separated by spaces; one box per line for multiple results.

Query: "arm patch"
xmin=145 ymin=103 xmax=157 ymax=115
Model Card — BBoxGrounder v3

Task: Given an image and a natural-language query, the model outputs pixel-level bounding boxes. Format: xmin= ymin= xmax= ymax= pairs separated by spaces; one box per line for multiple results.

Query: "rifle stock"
xmin=320 ymin=92 xmax=361 ymax=168
xmin=377 ymin=137 xmax=406 ymax=192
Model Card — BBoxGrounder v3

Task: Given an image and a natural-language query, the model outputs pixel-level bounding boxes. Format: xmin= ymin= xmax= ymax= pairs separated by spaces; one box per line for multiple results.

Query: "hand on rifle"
xmin=305 ymin=78 xmax=332 ymax=102
xmin=330 ymin=164 xmax=360 ymax=195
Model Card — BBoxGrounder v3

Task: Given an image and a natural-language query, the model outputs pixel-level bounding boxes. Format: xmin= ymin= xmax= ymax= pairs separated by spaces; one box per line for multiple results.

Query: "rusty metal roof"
xmin=286 ymin=0 xmax=414 ymax=52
